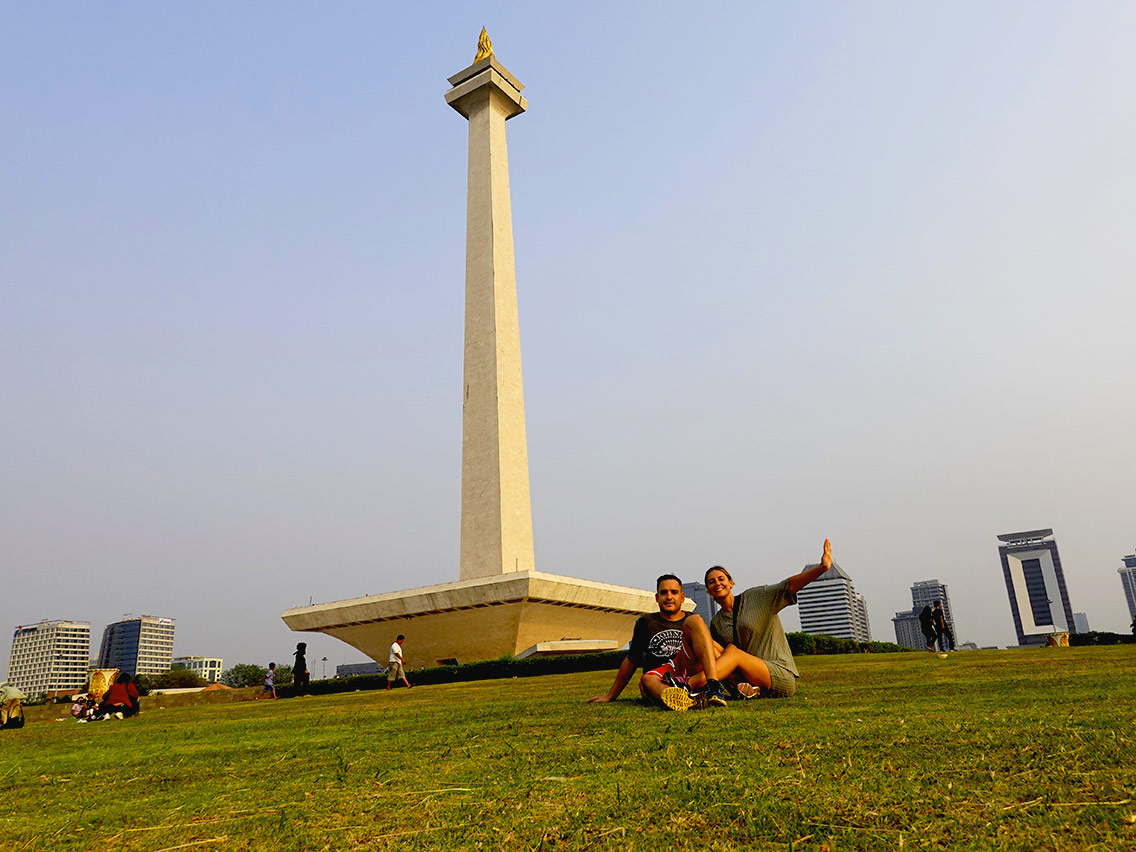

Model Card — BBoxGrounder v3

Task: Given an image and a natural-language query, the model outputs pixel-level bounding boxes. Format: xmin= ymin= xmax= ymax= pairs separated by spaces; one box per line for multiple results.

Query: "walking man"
xmin=932 ymin=601 xmax=954 ymax=652
xmin=918 ymin=605 xmax=936 ymax=652
xmin=387 ymin=635 xmax=411 ymax=690
xmin=257 ymin=662 xmax=277 ymax=700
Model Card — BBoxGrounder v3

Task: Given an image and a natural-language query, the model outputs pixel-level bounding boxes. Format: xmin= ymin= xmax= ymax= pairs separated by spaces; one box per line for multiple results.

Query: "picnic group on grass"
xmin=589 ymin=539 xmax=835 ymax=711
xmin=68 ymin=672 xmax=141 ymax=722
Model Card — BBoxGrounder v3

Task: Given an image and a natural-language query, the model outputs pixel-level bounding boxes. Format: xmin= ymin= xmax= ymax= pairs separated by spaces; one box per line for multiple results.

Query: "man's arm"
xmin=587 ymin=656 xmax=636 ymax=703
xmin=787 ymin=539 xmax=833 ymax=596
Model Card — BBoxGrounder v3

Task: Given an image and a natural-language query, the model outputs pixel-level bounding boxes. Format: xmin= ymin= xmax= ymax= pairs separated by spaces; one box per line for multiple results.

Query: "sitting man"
xmin=587 ymin=574 xmax=733 ymax=711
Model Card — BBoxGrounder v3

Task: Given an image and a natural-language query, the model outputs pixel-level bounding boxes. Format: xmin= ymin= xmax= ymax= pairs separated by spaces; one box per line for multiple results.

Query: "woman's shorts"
xmin=764 ymin=662 xmax=797 ymax=698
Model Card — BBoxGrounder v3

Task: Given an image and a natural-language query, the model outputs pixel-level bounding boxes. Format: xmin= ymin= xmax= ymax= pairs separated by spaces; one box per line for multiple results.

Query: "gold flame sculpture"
xmin=88 ymin=668 xmax=120 ymax=701
xmin=474 ymin=27 xmax=494 ymax=62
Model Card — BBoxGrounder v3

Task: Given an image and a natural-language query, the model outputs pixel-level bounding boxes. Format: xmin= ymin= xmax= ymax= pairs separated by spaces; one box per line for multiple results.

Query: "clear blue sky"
xmin=3 ymin=3 xmax=1134 ymax=676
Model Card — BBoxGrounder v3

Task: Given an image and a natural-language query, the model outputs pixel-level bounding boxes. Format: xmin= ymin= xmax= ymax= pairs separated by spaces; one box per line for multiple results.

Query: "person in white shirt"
xmin=387 ymin=635 xmax=412 ymax=690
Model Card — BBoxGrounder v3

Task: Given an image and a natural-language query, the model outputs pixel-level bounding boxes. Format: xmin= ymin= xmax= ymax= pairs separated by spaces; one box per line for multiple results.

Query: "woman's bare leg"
xmin=688 ymin=645 xmax=772 ymax=690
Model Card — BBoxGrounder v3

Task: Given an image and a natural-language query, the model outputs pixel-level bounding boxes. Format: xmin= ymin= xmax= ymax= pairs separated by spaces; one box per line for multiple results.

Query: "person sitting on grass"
xmin=97 ymin=673 xmax=134 ymax=720
xmin=71 ymin=694 xmax=98 ymax=721
xmin=0 ymin=682 xmax=26 ymax=726
xmin=703 ymin=538 xmax=833 ymax=699
xmin=122 ymin=673 xmax=141 ymax=717
xmin=257 ymin=662 xmax=277 ymax=700
xmin=587 ymin=574 xmax=734 ymax=711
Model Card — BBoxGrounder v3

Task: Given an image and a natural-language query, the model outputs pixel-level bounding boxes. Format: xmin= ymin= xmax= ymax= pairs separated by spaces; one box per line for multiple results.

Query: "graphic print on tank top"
xmin=646 ymin=627 xmax=684 ymax=664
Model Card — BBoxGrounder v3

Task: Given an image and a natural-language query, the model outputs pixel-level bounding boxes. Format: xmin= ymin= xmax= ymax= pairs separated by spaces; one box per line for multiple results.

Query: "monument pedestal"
xmin=281 ymin=572 xmax=658 ymax=667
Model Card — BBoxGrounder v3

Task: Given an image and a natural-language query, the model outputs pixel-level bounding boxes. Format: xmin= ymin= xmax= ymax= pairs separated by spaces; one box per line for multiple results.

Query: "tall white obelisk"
xmin=445 ymin=31 xmax=536 ymax=581
xmin=283 ymin=35 xmax=663 ymax=669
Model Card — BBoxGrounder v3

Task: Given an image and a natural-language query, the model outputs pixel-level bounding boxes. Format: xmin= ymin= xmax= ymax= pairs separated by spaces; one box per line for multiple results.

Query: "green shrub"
xmin=276 ymin=651 xmax=626 ymax=698
xmin=811 ymin=634 xmax=858 ymax=655
xmin=1069 ymin=631 xmax=1136 ymax=647
xmin=221 ymin=663 xmax=268 ymax=688
xmin=787 ymin=632 xmax=816 ymax=655
xmin=788 ymin=632 xmax=909 ymax=655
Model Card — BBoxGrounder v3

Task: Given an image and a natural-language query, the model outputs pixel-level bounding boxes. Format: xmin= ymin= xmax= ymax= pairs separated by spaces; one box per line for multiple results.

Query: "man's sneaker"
xmin=114 ymin=711 xmax=124 ymax=720
xmin=736 ymin=682 xmax=761 ymax=700
xmin=705 ymin=680 xmax=729 ymax=707
xmin=660 ymin=685 xmax=694 ymax=712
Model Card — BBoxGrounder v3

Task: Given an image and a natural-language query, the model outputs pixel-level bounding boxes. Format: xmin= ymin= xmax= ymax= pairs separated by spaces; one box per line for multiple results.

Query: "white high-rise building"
xmin=997 ymin=529 xmax=1075 ymax=647
xmin=797 ymin=563 xmax=872 ymax=642
xmin=1119 ymin=553 xmax=1136 ymax=622
xmin=911 ymin=580 xmax=955 ymax=635
xmin=891 ymin=610 xmax=924 ymax=650
xmin=853 ymin=593 xmax=871 ymax=642
xmin=7 ymin=620 xmax=91 ymax=695
xmin=98 ymin=615 xmax=175 ymax=675
xmin=171 ymin=656 xmax=224 ymax=683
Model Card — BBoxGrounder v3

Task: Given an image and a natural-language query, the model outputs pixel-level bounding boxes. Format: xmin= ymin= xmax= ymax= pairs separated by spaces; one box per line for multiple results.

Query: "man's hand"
xmin=820 ymin=538 xmax=832 ymax=571
xmin=586 ymin=695 xmax=612 ymax=703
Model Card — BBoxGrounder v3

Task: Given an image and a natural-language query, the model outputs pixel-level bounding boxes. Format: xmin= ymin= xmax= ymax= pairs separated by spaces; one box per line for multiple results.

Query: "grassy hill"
xmin=3 ymin=646 xmax=1133 ymax=850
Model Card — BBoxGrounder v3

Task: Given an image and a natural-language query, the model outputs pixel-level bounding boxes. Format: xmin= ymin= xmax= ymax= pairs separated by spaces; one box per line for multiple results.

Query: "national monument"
xmin=281 ymin=33 xmax=661 ymax=667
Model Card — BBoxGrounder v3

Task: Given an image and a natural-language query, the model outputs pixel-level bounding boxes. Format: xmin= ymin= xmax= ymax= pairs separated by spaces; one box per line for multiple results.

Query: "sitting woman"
xmin=123 ymin=674 xmax=141 ymax=717
xmin=0 ymin=681 xmax=26 ymax=727
xmin=97 ymin=673 xmax=134 ymax=719
xmin=705 ymin=539 xmax=833 ymax=699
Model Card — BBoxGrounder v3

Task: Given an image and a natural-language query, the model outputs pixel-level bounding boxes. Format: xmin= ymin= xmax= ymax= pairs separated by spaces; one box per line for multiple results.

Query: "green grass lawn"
xmin=2 ymin=647 xmax=1134 ymax=851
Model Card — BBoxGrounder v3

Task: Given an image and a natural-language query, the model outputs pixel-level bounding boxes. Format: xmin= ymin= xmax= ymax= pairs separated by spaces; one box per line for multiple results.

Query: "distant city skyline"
xmin=3 ymin=5 xmax=1135 ymax=674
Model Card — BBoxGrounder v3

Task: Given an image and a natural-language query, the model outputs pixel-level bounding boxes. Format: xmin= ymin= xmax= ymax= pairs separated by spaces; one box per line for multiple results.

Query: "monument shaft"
xmin=446 ymin=57 xmax=535 ymax=581
xmin=281 ymin=41 xmax=665 ymax=668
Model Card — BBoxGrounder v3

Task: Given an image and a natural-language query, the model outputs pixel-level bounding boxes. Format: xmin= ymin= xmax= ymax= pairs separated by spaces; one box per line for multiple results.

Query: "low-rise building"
xmin=171 ymin=656 xmax=224 ymax=683
xmin=336 ymin=661 xmax=386 ymax=678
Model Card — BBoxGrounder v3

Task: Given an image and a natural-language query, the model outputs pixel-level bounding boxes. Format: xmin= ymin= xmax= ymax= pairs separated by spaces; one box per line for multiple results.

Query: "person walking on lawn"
xmin=257 ymin=662 xmax=277 ymax=700
xmin=387 ymin=635 xmax=411 ymax=690
xmin=932 ymin=601 xmax=954 ymax=652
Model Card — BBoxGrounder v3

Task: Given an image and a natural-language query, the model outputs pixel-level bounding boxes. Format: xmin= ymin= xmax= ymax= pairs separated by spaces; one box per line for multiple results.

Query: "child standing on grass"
xmin=258 ymin=662 xmax=277 ymax=700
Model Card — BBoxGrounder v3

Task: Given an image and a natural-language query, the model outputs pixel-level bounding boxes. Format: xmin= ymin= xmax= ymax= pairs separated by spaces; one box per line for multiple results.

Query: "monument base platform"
xmin=281 ymin=571 xmax=659 ymax=668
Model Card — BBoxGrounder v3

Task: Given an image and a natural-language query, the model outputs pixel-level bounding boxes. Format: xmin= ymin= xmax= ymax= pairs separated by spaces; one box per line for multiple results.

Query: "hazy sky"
xmin=3 ymin=3 xmax=1134 ymax=678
